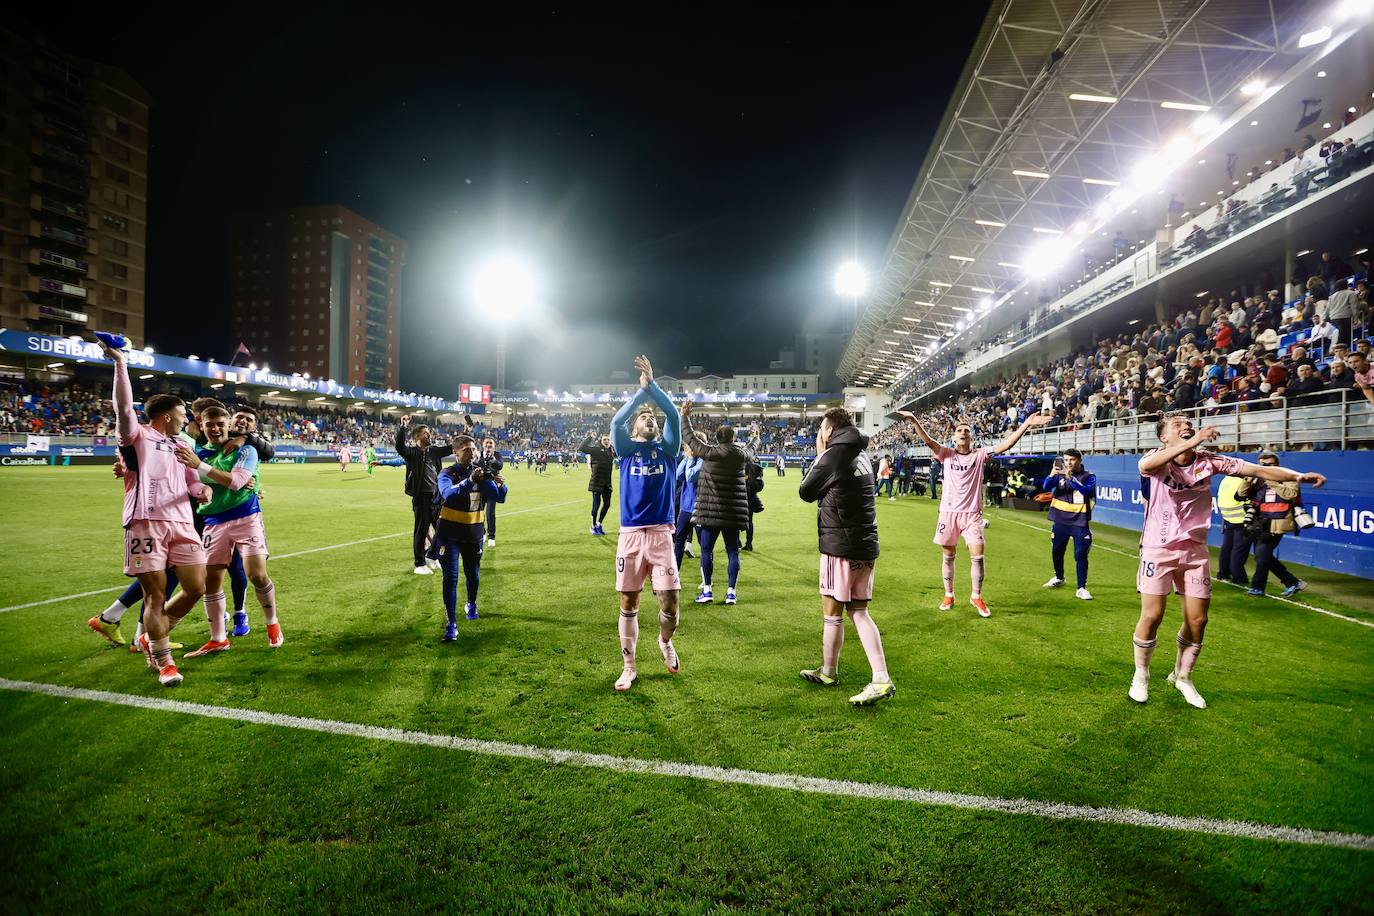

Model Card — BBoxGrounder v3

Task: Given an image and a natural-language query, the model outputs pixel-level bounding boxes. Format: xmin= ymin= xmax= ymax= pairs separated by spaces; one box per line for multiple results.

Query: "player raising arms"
xmin=1130 ymin=414 xmax=1326 ymax=709
xmin=610 ymin=355 xmax=683 ymax=692
xmin=898 ymin=409 xmax=1050 ymax=617
xmin=176 ymin=406 xmax=283 ymax=657
xmin=96 ymin=334 xmax=209 ymax=687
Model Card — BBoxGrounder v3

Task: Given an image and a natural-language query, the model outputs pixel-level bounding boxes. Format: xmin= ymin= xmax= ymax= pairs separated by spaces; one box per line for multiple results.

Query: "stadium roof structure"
xmin=840 ymin=0 xmax=1371 ymax=390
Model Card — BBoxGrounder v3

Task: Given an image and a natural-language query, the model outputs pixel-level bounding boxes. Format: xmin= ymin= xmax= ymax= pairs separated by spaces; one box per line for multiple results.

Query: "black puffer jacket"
xmin=798 ymin=425 xmax=878 ymax=560
xmin=580 ymin=437 xmax=614 ymax=492
xmin=687 ymin=425 xmax=751 ymax=530
xmin=395 ymin=425 xmax=453 ymax=497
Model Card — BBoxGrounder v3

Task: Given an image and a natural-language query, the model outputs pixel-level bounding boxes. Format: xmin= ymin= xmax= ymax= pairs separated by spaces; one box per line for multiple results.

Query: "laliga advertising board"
xmin=1080 ymin=452 xmax=1374 ymax=579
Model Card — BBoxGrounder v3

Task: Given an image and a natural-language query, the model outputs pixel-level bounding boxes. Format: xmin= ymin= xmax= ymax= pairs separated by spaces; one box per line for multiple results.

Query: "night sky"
xmin=51 ymin=7 xmax=988 ymax=394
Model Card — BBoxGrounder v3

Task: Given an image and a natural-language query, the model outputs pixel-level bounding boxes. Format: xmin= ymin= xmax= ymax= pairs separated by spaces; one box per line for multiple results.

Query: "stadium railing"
xmin=891 ymin=390 xmax=1373 ymax=458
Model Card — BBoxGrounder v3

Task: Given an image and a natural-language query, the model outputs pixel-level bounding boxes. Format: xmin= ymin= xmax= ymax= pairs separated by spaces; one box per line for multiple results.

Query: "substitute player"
xmin=798 ymin=407 xmax=893 ymax=706
xmin=177 ymin=406 xmax=283 ymax=656
xmin=610 ymin=355 xmax=682 ymax=692
xmin=97 ymin=335 xmax=208 ymax=687
xmin=898 ymin=409 xmax=1050 ymax=617
xmin=1130 ymin=414 xmax=1326 ymax=708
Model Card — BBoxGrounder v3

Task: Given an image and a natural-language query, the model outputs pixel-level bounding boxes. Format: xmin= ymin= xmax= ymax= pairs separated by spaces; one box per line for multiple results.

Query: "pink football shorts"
xmin=616 ymin=525 xmax=681 ymax=593
xmin=203 ymin=513 xmax=270 ymax=568
xmin=1137 ymin=544 xmax=1211 ymax=598
xmin=933 ymin=511 xmax=985 ymax=548
xmin=124 ymin=519 xmax=206 ymax=576
xmin=819 ymin=553 xmax=875 ymax=603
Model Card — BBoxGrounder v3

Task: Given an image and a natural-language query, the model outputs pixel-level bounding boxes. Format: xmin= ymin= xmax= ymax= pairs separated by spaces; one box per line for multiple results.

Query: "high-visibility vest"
xmin=1218 ymin=476 xmax=1248 ymax=524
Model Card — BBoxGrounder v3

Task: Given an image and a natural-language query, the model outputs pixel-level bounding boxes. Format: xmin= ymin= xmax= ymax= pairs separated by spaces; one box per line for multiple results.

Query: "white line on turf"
xmin=0 ymin=498 xmax=585 ymax=614
xmin=989 ymin=512 xmax=1374 ymax=629
xmin=1 ymin=676 xmax=1369 ymax=851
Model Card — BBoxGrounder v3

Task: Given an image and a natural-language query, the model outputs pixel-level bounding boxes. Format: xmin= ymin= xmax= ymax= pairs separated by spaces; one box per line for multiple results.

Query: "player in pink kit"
xmin=1131 ymin=414 xmax=1326 ymax=708
xmin=98 ymin=336 xmax=209 ymax=687
xmin=899 ymin=409 xmax=1050 ymax=617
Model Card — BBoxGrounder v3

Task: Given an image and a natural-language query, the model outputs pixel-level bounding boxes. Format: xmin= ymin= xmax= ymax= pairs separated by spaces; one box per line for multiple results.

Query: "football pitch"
xmin=0 ymin=463 xmax=1371 ymax=913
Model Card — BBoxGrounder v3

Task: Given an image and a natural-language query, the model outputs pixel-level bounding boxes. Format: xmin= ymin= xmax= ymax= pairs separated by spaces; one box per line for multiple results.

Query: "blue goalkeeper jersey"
xmin=612 ymin=381 xmax=681 ymax=528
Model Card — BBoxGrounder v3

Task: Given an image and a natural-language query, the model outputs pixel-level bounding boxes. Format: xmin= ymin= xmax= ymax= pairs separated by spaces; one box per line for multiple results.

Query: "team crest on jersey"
xmin=134 ymin=558 xmax=142 ymax=568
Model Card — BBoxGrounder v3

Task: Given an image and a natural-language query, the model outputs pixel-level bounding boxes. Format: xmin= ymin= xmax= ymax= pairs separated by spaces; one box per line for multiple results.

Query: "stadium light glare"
xmin=970 ymin=286 xmax=994 ymax=293
xmin=929 ymin=280 xmax=953 ymax=287
xmin=974 ymin=219 xmax=1006 ymax=228
xmin=1241 ymin=79 xmax=1267 ymax=96
xmin=948 ymin=254 xmax=975 ymax=262
xmin=471 ymin=256 xmax=538 ymax=321
xmin=1081 ymin=177 xmax=1119 ymax=187
xmin=996 ymin=261 xmax=1023 ymax=268
xmin=1337 ymin=0 xmax=1373 ymax=16
xmin=45 ymin=362 xmax=63 ymax=369
xmin=1190 ymin=114 xmax=1220 ymax=135
xmin=1298 ymin=26 xmax=1332 ymax=47
xmin=833 ymin=261 xmax=867 ymax=297
xmin=1024 ymin=237 xmax=1072 ymax=278
xmin=138 ymin=373 xmax=154 ymax=380
xmin=1067 ymin=92 xmax=1118 ymax=104
xmin=1032 ymin=226 xmax=1062 ymax=235
xmin=1012 ymin=169 xmax=1051 ymax=179
xmin=1159 ymin=101 xmax=1210 ymax=112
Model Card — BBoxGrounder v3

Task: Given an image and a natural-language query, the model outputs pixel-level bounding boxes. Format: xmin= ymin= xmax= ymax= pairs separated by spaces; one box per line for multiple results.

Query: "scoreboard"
xmin=459 ymin=383 xmax=491 ymax=404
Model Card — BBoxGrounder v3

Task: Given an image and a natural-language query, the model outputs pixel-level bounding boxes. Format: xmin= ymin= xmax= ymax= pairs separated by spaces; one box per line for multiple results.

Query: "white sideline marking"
xmin=0 ymin=498 xmax=584 ymax=614
xmin=990 ymin=512 xmax=1374 ymax=629
xmin=1 ymin=677 xmax=1370 ymax=852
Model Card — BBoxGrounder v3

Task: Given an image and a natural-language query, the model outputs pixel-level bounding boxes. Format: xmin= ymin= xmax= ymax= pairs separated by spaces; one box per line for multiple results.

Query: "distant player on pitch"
xmin=609 ymin=355 xmax=683 ymax=692
xmin=898 ymin=409 xmax=1050 ymax=617
xmin=1130 ymin=414 xmax=1325 ymax=708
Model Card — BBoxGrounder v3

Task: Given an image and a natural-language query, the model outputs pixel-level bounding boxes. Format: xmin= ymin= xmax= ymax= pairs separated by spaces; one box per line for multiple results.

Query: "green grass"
xmin=0 ymin=463 xmax=1371 ymax=913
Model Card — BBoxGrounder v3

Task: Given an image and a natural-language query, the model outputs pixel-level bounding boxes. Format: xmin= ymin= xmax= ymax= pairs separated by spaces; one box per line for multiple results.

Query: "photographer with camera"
xmin=1243 ymin=450 xmax=1309 ymax=598
xmin=395 ymin=415 xmax=455 ymax=575
xmin=1041 ymin=449 xmax=1097 ymax=600
xmin=434 ymin=435 xmax=507 ymax=640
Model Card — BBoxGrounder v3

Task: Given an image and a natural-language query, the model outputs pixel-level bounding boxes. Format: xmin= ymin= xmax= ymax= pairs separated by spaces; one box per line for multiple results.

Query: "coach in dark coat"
xmin=682 ymin=401 xmax=750 ymax=601
xmin=798 ymin=416 xmax=879 ymax=561
xmin=580 ymin=434 xmax=615 ymax=534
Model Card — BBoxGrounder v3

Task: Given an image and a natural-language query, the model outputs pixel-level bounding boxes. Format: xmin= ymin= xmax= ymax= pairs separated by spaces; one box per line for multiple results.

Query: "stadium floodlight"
xmin=1159 ymin=100 xmax=1210 ymax=112
xmin=833 ymin=261 xmax=867 ymax=297
xmin=974 ymin=218 xmax=1006 ymax=228
xmin=970 ymin=286 xmax=994 ymax=293
xmin=929 ymin=280 xmax=952 ymax=287
xmin=1024 ymin=237 xmax=1072 ymax=278
xmin=1032 ymin=226 xmax=1063 ymax=235
xmin=997 ymin=261 xmax=1023 ymax=268
xmin=949 ymin=254 xmax=975 ymax=262
xmin=1298 ymin=26 xmax=1332 ymax=47
xmin=1082 ymin=177 xmax=1119 ymax=187
xmin=471 ymin=256 xmax=538 ymax=320
xmin=1068 ymin=93 xmax=1118 ymax=104
xmin=1190 ymin=114 xmax=1221 ymax=135
xmin=1012 ymin=169 xmax=1051 ymax=179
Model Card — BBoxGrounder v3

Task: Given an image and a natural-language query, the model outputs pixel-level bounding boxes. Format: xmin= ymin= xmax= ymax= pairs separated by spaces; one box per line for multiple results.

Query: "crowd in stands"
xmin=877 ymin=263 xmax=1374 ymax=452
xmin=1 ymin=379 xmax=826 ymax=457
xmin=889 ymin=91 xmax=1374 ymax=405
